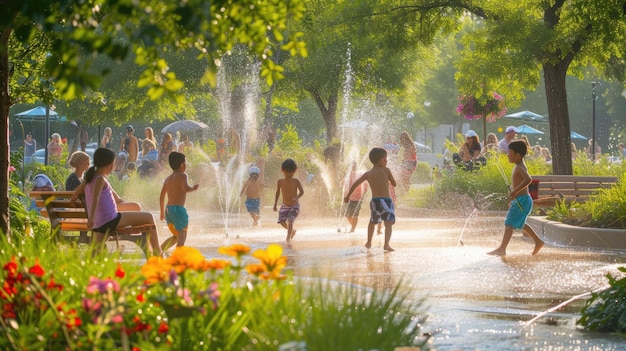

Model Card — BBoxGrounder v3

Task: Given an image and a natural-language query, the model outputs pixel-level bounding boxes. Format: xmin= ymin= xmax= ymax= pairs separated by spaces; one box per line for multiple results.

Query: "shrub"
xmin=578 ymin=267 xmax=626 ymax=332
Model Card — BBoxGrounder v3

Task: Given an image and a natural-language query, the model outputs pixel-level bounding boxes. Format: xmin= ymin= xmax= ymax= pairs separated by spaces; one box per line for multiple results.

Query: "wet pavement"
xmin=144 ymin=209 xmax=626 ymax=351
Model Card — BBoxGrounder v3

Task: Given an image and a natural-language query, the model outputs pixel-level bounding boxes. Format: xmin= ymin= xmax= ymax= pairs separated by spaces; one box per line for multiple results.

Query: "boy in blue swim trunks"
xmin=344 ymin=147 xmax=397 ymax=251
xmin=240 ymin=165 xmax=264 ymax=225
xmin=159 ymin=152 xmax=199 ymax=252
xmin=273 ymin=158 xmax=304 ymax=241
xmin=487 ymin=141 xmax=544 ymax=256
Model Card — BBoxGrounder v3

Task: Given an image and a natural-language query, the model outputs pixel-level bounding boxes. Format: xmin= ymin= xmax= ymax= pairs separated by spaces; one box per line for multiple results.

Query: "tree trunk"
xmin=543 ymin=61 xmax=573 ymax=175
xmin=0 ymin=31 xmax=11 ymax=236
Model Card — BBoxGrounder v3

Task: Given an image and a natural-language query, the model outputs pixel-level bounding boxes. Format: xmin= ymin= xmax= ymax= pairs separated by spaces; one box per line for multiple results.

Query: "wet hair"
xmin=169 ymin=151 xmax=186 ymax=170
xmin=281 ymin=158 xmax=297 ymax=172
xmin=509 ymin=140 xmax=527 ymax=157
xmin=369 ymin=147 xmax=387 ymax=164
xmin=85 ymin=148 xmax=116 ymax=183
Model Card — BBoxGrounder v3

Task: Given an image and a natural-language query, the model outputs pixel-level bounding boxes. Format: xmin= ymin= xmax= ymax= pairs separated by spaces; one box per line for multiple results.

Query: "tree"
xmin=1 ymin=0 xmax=306 ymax=235
xmin=445 ymin=1 xmax=626 ymax=174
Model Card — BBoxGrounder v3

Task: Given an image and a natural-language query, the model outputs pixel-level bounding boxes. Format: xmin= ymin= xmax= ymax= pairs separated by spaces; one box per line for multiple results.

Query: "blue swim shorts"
xmin=245 ymin=198 xmax=261 ymax=215
xmin=505 ymin=194 xmax=533 ymax=229
xmin=166 ymin=205 xmax=189 ymax=236
xmin=370 ymin=197 xmax=395 ymax=224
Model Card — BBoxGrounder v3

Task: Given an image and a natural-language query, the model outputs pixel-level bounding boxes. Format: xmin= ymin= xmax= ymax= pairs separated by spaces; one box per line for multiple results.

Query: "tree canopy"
xmin=1 ymin=0 xmax=307 ymax=235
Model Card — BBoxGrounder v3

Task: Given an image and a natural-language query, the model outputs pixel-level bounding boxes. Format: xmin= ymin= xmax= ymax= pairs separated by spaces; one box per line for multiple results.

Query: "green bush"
xmin=578 ymin=267 xmax=626 ymax=332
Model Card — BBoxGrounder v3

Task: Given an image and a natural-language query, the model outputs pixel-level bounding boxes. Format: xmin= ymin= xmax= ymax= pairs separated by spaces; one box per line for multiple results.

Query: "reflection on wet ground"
xmin=163 ymin=211 xmax=626 ymax=350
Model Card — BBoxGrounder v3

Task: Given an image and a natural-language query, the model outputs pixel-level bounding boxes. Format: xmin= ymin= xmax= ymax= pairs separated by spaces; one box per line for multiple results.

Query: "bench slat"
xmin=532 ymin=175 xmax=617 ymax=208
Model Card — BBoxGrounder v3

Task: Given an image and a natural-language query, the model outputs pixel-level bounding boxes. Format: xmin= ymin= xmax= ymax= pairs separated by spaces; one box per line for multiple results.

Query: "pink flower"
xmin=8 ymin=166 xmax=15 ymax=172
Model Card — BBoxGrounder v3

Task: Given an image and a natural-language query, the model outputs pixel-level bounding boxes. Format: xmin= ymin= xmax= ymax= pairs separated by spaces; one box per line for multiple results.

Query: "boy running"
xmin=240 ymin=165 xmax=263 ymax=225
xmin=159 ymin=152 xmax=199 ymax=252
xmin=344 ymin=147 xmax=397 ymax=251
xmin=487 ymin=141 xmax=544 ymax=256
xmin=273 ymin=158 xmax=304 ymax=241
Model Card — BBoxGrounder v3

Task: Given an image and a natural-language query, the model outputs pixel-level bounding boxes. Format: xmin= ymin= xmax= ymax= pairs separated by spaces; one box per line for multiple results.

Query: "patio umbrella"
xmin=15 ymin=106 xmax=59 ymax=122
xmin=570 ymin=131 xmax=587 ymax=140
xmin=161 ymin=120 xmax=209 ymax=134
xmin=515 ymin=124 xmax=545 ymax=135
xmin=504 ymin=110 xmax=548 ymax=123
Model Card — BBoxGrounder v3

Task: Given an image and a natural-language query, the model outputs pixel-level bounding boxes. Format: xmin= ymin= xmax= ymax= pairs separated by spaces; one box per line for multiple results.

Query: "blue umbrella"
xmin=570 ymin=131 xmax=587 ymax=140
xmin=515 ymin=124 xmax=544 ymax=134
xmin=15 ymin=106 xmax=59 ymax=122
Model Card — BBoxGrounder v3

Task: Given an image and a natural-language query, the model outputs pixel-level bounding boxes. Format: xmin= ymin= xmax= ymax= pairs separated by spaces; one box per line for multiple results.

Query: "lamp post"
xmin=423 ymin=100 xmax=431 ymax=148
xmin=591 ymin=82 xmax=597 ymax=162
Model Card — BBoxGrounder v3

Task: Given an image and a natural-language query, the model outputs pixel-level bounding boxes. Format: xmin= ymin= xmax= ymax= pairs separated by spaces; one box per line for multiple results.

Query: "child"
xmin=344 ymin=147 xmax=397 ymax=251
xmin=240 ymin=165 xmax=263 ymax=225
xmin=273 ymin=158 xmax=304 ymax=241
xmin=71 ymin=148 xmax=162 ymax=256
xmin=159 ymin=152 xmax=199 ymax=252
xmin=344 ymin=161 xmax=368 ymax=233
xmin=487 ymin=141 xmax=544 ymax=256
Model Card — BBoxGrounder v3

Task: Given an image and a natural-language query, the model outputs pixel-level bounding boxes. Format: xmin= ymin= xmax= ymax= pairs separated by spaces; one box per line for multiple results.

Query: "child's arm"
xmin=344 ymin=173 xmax=367 ymax=203
xmin=182 ymin=174 xmax=199 ymax=192
xmin=273 ymin=180 xmax=282 ymax=211
xmin=239 ymin=180 xmax=248 ymax=196
xmin=159 ymin=181 xmax=167 ymax=221
xmin=509 ymin=165 xmax=532 ymax=199
xmin=387 ymin=168 xmax=397 ymax=187
xmin=69 ymin=182 xmax=86 ymax=204
xmin=295 ymin=179 xmax=304 ymax=202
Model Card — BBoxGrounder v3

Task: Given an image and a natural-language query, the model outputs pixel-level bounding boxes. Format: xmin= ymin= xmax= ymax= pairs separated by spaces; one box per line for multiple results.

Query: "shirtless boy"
xmin=159 ymin=152 xmax=199 ymax=252
xmin=240 ymin=165 xmax=263 ymax=225
xmin=487 ymin=141 xmax=544 ymax=256
xmin=273 ymin=158 xmax=304 ymax=241
xmin=344 ymin=147 xmax=397 ymax=251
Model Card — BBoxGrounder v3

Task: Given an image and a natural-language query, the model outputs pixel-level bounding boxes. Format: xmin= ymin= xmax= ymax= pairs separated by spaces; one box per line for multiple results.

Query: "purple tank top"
xmin=85 ymin=175 xmax=118 ymax=228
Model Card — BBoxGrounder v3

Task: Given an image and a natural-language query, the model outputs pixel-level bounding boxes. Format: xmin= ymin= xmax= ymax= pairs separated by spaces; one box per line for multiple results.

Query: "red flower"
xmin=115 ymin=263 xmax=125 ymax=278
xmin=28 ymin=259 xmax=45 ymax=277
xmin=158 ymin=320 xmax=169 ymax=334
xmin=136 ymin=292 xmax=145 ymax=302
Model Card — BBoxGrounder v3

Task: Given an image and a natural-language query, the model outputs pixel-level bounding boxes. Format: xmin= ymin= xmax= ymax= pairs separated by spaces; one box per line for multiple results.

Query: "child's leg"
xmin=366 ymin=222 xmax=375 ymax=248
xmin=487 ymin=225 xmax=514 ymax=256
xmin=383 ymin=220 xmax=394 ymax=251
xmin=377 ymin=222 xmax=382 ymax=234
xmin=119 ymin=212 xmax=162 ymax=256
xmin=279 ymin=220 xmax=290 ymax=241
xmin=177 ymin=229 xmax=187 ymax=247
xmin=160 ymin=236 xmax=176 ymax=252
xmin=523 ymin=224 xmax=544 ymax=255
xmin=92 ymin=231 xmax=107 ymax=255
xmin=288 ymin=220 xmax=296 ymax=240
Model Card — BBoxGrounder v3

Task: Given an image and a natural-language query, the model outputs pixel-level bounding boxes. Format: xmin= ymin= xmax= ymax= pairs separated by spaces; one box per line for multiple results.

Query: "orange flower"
xmin=141 ymin=256 xmax=172 ymax=284
xmin=246 ymin=263 xmax=266 ymax=277
xmin=167 ymin=246 xmax=206 ymax=272
xmin=199 ymin=258 xmax=231 ymax=271
xmin=218 ymin=244 xmax=251 ymax=258
xmin=252 ymin=244 xmax=287 ymax=277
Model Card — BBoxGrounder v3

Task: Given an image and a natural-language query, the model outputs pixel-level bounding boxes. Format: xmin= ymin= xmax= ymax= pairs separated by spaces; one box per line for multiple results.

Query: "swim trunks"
xmin=93 ymin=213 xmax=122 ymax=235
xmin=245 ymin=198 xmax=261 ymax=215
xmin=278 ymin=204 xmax=300 ymax=223
xmin=504 ymin=194 xmax=533 ymax=229
xmin=344 ymin=200 xmax=362 ymax=218
xmin=370 ymin=197 xmax=395 ymax=224
xmin=165 ymin=205 xmax=189 ymax=236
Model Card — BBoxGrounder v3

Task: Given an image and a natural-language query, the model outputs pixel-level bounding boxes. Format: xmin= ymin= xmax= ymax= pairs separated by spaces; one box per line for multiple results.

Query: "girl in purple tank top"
xmin=70 ymin=148 xmax=163 ymax=257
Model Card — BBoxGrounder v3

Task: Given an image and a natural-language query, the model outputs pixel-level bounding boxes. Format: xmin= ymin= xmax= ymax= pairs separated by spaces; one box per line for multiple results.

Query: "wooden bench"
xmin=30 ymin=191 xmax=152 ymax=257
xmin=531 ymin=175 xmax=618 ymax=208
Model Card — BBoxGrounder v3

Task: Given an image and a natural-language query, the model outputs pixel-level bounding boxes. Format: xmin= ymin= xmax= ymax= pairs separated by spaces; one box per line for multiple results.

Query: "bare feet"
xmin=383 ymin=245 xmax=395 ymax=252
xmin=487 ymin=248 xmax=506 ymax=256
xmin=289 ymin=229 xmax=296 ymax=240
xmin=532 ymin=240 xmax=544 ymax=255
xmin=376 ymin=230 xmax=382 ymax=235
xmin=365 ymin=242 xmax=372 ymax=249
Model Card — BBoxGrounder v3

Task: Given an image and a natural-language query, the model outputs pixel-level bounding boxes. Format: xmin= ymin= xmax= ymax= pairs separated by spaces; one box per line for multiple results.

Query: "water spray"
xmin=456 ymin=208 xmax=478 ymax=247
xmin=495 ymin=156 xmax=523 ymax=211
